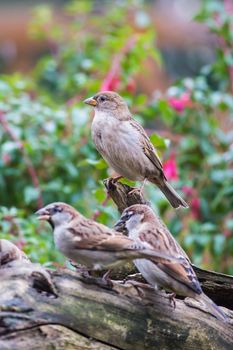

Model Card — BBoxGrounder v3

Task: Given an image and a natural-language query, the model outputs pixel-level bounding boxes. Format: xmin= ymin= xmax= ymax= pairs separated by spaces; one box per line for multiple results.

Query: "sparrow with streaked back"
xmin=35 ymin=202 xmax=181 ymax=272
xmin=84 ymin=91 xmax=188 ymax=209
xmin=114 ymin=204 xmax=228 ymax=322
xmin=0 ymin=239 xmax=29 ymax=267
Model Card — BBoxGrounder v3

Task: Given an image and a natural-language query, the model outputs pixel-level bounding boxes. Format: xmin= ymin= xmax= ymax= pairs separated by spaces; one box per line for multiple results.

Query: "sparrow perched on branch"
xmin=84 ymin=91 xmax=188 ymax=209
xmin=114 ymin=204 xmax=228 ymax=322
xmin=0 ymin=239 xmax=29 ymax=267
xmin=35 ymin=202 xmax=181 ymax=271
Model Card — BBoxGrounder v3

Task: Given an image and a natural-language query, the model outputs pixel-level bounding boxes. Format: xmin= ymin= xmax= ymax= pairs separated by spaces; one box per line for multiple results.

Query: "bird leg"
xmin=151 ymin=288 xmax=177 ymax=309
xmin=69 ymin=260 xmax=91 ymax=277
xmin=81 ymin=270 xmax=91 ymax=279
xmin=102 ymin=269 xmax=112 ymax=283
xmin=128 ymin=178 xmax=147 ymax=197
xmin=166 ymin=292 xmax=176 ymax=309
xmin=123 ymin=280 xmax=154 ymax=299
xmin=123 ymin=273 xmax=143 ymax=283
xmin=139 ymin=178 xmax=147 ymax=195
xmin=128 ymin=187 xmax=140 ymax=196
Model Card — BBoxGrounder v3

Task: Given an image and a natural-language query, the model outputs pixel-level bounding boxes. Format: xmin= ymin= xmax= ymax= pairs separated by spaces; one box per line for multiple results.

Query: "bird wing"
xmin=129 ymin=120 xmax=165 ymax=175
xmin=138 ymin=224 xmax=201 ymax=294
xmin=138 ymin=219 xmax=190 ymax=261
xmin=0 ymin=240 xmax=23 ymax=265
xmin=67 ymin=219 xmax=180 ymax=264
xmin=0 ymin=252 xmax=12 ymax=265
xmin=67 ymin=219 xmax=117 ymax=249
xmin=157 ymin=260 xmax=202 ymax=294
xmin=93 ymin=235 xmax=182 ymax=264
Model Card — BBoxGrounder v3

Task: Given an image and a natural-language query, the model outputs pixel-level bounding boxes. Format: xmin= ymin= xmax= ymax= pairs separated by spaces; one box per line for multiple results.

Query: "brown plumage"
xmin=0 ymin=239 xmax=29 ymax=267
xmin=114 ymin=204 xmax=229 ymax=322
xmin=84 ymin=91 xmax=188 ymax=209
xmin=35 ymin=202 xmax=181 ymax=271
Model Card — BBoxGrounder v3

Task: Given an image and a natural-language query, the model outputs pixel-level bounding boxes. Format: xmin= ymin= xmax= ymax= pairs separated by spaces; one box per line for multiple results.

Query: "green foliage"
xmin=150 ymin=1 xmax=233 ymax=272
xmin=0 ymin=0 xmax=232 ymax=272
xmin=29 ymin=0 xmax=159 ymax=103
xmin=0 ymin=206 xmax=63 ymax=266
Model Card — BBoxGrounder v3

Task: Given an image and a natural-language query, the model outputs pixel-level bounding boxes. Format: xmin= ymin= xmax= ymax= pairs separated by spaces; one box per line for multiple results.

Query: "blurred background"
xmin=0 ymin=0 xmax=232 ymax=272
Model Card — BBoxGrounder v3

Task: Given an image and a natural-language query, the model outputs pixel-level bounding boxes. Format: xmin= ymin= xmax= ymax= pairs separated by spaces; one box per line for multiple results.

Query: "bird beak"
xmin=114 ymin=218 xmax=126 ymax=232
xmin=35 ymin=208 xmax=50 ymax=221
xmin=83 ymin=97 xmax=97 ymax=106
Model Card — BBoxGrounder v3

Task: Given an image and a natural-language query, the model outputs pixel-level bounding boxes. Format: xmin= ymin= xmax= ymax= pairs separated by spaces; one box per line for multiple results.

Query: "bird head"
xmin=0 ymin=239 xmax=29 ymax=265
xmin=35 ymin=202 xmax=78 ymax=228
xmin=114 ymin=204 xmax=154 ymax=233
xmin=84 ymin=91 xmax=130 ymax=118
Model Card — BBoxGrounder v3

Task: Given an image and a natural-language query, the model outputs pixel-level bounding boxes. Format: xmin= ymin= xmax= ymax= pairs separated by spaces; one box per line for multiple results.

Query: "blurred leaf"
xmin=78 ymin=158 xmax=107 ymax=170
xmin=213 ymin=234 xmax=226 ymax=256
xmin=24 ymin=187 xmax=40 ymax=204
xmin=149 ymin=133 xmax=169 ymax=150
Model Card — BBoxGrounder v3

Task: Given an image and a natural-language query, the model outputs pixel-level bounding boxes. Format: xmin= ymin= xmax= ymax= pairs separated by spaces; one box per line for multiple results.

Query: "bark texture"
xmin=0 ymin=263 xmax=232 ymax=350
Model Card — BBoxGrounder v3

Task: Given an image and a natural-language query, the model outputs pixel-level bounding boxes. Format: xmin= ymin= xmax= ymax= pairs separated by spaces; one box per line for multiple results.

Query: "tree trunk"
xmin=0 ymin=180 xmax=232 ymax=349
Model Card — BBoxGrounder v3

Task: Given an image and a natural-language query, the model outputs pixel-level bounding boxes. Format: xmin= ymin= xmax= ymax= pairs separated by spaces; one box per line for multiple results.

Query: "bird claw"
xmin=128 ymin=188 xmax=140 ymax=196
xmin=69 ymin=260 xmax=90 ymax=276
xmin=81 ymin=270 xmax=91 ymax=279
xmin=102 ymin=269 xmax=113 ymax=287
xmin=128 ymin=178 xmax=147 ymax=197
xmin=167 ymin=292 xmax=176 ymax=309
xmin=124 ymin=280 xmax=146 ymax=298
xmin=123 ymin=280 xmax=154 ymax=299
xmin=109 ymin=175 xmax=123 ymax=184
xmin=123 ymin=273 xmax=142 ymax=284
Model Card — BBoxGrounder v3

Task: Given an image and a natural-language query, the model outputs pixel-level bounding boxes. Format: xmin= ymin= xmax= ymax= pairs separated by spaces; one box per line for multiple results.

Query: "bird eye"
xmin=99 ymin=96 xmax=107 ymax=102
xmin=123 ymin=211 xmax=133 ymax=221
xmin=53 ymin=207 xmax=62 ymax=214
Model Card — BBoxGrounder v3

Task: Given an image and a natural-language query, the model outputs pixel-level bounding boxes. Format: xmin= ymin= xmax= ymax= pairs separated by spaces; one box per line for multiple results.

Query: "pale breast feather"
xmin=91 ymin=113 xmax=152 ymax=180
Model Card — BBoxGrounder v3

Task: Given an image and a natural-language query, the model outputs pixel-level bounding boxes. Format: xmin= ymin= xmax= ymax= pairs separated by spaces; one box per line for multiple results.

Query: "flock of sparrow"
xmin=0 ymin=92 xmax=229 ymax=323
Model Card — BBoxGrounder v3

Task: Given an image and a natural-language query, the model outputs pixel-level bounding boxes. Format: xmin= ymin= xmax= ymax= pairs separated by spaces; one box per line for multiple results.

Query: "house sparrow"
xmin=84 ymin=91 xmax=188 ymax=209
xmin=0 ymin=239 xmax=29 ymax=267
xmin=35 ymin=202 xmax=181 ymax=271
xmin=114 ymin=204 xmax=228 ymax=322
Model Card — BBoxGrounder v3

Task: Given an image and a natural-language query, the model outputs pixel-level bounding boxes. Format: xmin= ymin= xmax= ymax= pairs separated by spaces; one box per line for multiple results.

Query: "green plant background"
xmin=0 ymin=0 xmax=232 ymax=273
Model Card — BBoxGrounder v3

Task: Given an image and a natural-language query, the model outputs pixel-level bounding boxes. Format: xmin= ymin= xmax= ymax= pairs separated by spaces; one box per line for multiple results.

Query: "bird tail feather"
xmin=156 ymin=181 xmax=188 ymax=209
xmin=198 ymin=293 xmax=229 ymax=323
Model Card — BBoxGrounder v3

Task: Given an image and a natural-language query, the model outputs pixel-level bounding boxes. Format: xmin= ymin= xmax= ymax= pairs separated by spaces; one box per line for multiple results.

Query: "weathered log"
xmin=0 ymin=262 xmax=232 ymax=350
xmin=0 ymin=179 xmax=232 ymax=349
xmin=193 ymin=266 xmax=233 ymax=309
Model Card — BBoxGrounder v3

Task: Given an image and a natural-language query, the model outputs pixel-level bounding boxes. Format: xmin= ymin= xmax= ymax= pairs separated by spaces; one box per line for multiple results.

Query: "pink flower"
xmin=182 ymin=186 xmax=201 ymax=219
xmin=16 ymin=239 xmax=26 ymax=249
xmin=2 ymin=152 xmax=11 ymax=165
xmin=100 ymin=76 xmax=120 ymax=92
xmin=126 ymin=77 xmax=136 ymax=93
xmin=190 ymin=197 xmax=201 ymax=220
xmin=223 ymin=228 xmax=232 ymax=238
xmin=182 ymin=185 xmax=194 ymax=197
xmin=163 ymin=154 xmax=178 ymax=181
xmin=168 ymin=92 xmax=190 ymax=112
